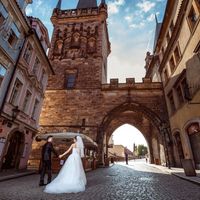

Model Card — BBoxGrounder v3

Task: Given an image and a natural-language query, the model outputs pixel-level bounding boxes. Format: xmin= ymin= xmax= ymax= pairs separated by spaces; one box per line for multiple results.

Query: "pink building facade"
xmin=0 ymin=14 xmax=53 ymax=170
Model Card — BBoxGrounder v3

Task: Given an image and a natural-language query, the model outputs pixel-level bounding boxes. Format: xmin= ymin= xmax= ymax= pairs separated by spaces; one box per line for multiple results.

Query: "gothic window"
xmin=188 ymin=5 xmax=198 ymax=31
xmin=23 ymin=42 xmax=32 ymax=64
xmin=10 ymin=79 xmax=23 ymax=106
xmin=168 ymin=91 xmax=175 ymax=114
xmin=31 ymin=99 xmax=39 ymax=120
xmin=169 ymin=56 xmax=176 ymax=72
xmin=0 ymin=63 xmax=6 ymax=88
xmin=32 ymin=57 xmax=40 ymax=76
xmin=66 ymin=74 xmax=76 ymax=89
xmin=0 ymin=2 xmax=8 ymax=27
xmin=22 ymin=90 xmax=32 ymax=113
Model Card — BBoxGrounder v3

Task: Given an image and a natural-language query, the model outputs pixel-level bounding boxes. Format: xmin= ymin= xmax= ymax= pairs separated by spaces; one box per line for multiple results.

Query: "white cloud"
xmin=35 ymin=0 xmax=42 ymax=8
xmin=137 ymin=0 xmax=156 ymax=13
xmin=147 ymin=13 xmax=155 ymax=22
xmin=124 ymin=15 xmax=133 ymax=23
xmin=129 ymin=22 xmax=145 ymax=29
xmin=25 ymin=7 xmax=32 ymax=15
xmin=108 ymin=0 xmax=125 ymax=15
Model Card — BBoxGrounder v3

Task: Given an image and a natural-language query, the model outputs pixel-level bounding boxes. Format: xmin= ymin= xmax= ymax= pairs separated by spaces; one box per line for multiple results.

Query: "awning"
xmin=35 ymin=132 xmax=98 ymax=148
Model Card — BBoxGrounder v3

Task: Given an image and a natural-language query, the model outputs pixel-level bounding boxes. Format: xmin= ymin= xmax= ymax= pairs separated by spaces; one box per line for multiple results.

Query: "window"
xmin=169 ymin=56 xmax=176 ymax=72
xmin=166 ymin=32 xmax=170 ymax=44
xmin=0 ymin=2 xmax=8 ymax=27
xmin=10 ymin=79 xmax=23 ymax=106
xmin=31 ymin=99 xmax=39 ymax=119
xmin=40 ymin=69 xmax=45 ymax=85
xmin=188 ymin=5 xmax=198 ymax=30
xmin=181 ymin=78 xmax=191 ymax=100
xmin=23 ymin=43 xmax=32 ymax=64
xmin=22 ymin=90 xmax=31 ymax=113
xmin=168 ymin=91 xmax=175 ymax=113
xmin=174 ymin=46 xmax=181 ymax=64
xmin=8 ymin=23 xmax=20 ymax=47
xmin=163 ymin=69 xmax=169 ymax=83
xmin=33 ymin=57 xmax=40 ymax=76
xmin=176 ymin=86 xmax=184 ymax=106
xmin=8 ymin=29 xmax=17 ymax=47
xmin=66 ymin=74 xmax=76 ymax=89
xmin=170 ymin=21 xmax=174 ymax=34
xmin=0 ymin=12 xmax=5 ymax=26
xmin=0 ymin=63 xmax=6 ymax=87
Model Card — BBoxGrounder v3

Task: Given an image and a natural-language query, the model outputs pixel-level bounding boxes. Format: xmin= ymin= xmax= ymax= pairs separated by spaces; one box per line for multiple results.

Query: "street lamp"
xmin=12 ymin=106 xmax=20 ymax=121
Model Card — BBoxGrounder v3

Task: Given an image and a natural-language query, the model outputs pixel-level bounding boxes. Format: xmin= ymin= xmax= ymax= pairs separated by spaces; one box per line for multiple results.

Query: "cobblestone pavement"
xmin=0 ymin=161 xmax=200 ymax=200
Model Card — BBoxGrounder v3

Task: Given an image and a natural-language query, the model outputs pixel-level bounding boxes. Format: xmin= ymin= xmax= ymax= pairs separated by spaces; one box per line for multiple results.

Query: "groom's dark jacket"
xmin=42 ymin=142 xmax=58 ymax=161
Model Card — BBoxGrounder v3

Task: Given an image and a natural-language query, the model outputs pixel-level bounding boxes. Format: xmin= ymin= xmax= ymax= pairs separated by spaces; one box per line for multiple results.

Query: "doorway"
xmin=2 ymin=131 xmax=25 ymax=169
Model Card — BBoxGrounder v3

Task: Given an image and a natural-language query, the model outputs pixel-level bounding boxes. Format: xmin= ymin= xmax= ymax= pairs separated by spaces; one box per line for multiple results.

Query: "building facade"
xmin=29 ymin=0 xmax=174 ymax=170
xmin=0 ymin=0 xmax=53 ymax=170
xmin=146 ymin=0 xmax=200 ymax=169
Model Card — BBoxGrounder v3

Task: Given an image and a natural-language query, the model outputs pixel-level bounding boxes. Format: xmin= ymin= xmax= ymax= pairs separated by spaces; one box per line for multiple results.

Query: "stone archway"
xmin=97 ymin=101 xmax=169 ymax=166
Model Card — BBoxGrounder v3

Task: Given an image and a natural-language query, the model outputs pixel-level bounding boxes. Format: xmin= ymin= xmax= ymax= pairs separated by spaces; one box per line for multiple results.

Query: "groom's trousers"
xmin=40 ymin=160 xmax=52 ymax=184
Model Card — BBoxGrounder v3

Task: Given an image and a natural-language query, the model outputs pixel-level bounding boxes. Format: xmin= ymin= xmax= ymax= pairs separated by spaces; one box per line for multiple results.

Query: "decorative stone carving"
xmin=87 ymin=37 xmax=96 ymax=54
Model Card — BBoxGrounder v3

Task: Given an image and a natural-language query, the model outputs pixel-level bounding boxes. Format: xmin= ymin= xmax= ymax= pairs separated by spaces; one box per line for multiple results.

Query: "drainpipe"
xmin=0 ymin=29 xmax=33 ymax=114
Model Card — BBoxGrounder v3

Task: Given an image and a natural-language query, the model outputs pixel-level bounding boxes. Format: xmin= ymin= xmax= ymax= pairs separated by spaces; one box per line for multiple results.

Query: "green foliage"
xmin=137 ymin=145 xmax=148 ymax=156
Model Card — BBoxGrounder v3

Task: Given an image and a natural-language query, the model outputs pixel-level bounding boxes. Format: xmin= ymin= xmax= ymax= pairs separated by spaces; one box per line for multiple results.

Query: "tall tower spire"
xmin=77 ymin=0 xmax=97 ymax=9
xmin=56 ymin=0 xmax=62 ymax=9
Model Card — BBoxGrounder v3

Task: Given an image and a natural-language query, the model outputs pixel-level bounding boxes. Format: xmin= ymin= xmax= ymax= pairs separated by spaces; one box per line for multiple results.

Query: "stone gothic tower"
xmin=48 ymin=0 xmax=110 ymax=89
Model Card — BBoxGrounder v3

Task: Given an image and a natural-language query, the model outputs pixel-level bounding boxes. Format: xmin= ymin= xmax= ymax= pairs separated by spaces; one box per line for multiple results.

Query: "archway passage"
xmin=98 ymin=102 xmax=168 ymax=166
xmin=108 ymin=124 xmax=149 ymax=162
xmin=2 ymin=132 xmax=25 ymax=169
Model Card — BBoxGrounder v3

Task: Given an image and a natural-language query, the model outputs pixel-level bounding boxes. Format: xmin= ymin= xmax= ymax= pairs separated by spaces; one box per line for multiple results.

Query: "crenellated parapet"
xmin=102 ymin=77 xmax=162 ymax=90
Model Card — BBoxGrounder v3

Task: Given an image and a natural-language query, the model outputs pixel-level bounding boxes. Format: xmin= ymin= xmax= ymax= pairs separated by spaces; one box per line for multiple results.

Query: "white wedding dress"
xmin=44 ymin=147 xmax=87 ymax=194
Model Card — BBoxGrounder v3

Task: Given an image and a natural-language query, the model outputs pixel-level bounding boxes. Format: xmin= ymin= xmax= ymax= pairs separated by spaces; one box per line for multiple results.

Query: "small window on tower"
xmin=66 ymin=74 xmax=76 ymax=89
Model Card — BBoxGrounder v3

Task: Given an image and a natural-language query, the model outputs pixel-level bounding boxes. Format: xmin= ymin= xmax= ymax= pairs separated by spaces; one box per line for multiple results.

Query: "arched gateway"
xmin=29 ymin=0 xmax=174 ymax=169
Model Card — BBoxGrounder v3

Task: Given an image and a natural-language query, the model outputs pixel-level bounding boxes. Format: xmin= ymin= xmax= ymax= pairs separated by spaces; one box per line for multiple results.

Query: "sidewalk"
xmin=0 ymin=169 xmax=36 ymax=182
xmin=148 ymin=164 xmax=200 ymax=185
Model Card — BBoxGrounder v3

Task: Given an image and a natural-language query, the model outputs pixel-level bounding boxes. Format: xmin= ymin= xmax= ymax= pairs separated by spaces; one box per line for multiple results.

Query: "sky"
xmin=26 ymin=0 xmax=167 ymax=82
xmin=112 ymin=124 xmax=147 ymax=151
xmin=26 ymin=0 xmax=167 ymax=147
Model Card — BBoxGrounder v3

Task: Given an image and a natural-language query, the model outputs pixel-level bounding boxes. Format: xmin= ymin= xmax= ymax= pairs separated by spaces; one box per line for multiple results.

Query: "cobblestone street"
xmin=0 ymin=161 xmax=199 ymax=200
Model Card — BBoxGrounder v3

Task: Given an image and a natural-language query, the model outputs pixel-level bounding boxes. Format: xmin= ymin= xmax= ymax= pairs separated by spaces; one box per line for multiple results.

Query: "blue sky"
xmin=26 ymin=0 xmax=167 ymax=82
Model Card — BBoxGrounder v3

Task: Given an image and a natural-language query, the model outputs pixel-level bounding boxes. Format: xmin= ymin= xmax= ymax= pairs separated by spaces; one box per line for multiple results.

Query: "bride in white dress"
xmin=44 ymin=136 xmax=87 ymax=194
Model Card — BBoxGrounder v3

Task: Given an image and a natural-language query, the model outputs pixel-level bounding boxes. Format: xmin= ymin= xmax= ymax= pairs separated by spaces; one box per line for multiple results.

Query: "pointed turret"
xmin=56 ymin=0 xmax=62 ymax=9
xmin=77 ymin=0 xmax=97 ymax=9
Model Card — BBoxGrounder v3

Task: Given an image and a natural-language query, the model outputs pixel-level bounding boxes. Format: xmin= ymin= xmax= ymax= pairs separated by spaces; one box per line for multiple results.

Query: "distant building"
xmin=0 ymin=0 xmax=53 ymax=170
xmin=145 ymin=1 xmax=200 ymax=169
xmin=108 ymin=145 xmax=136 ymax=160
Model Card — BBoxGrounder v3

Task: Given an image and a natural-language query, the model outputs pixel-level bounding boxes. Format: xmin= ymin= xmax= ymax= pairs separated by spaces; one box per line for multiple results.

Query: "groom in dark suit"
xmin=39 ymin=135 xmax=58 ymax=186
